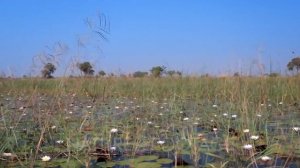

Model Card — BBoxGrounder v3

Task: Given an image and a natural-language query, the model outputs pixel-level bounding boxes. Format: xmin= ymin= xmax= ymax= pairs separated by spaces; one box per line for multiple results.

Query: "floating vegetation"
xmin=0 ymin=77 xmax=300 ymax=167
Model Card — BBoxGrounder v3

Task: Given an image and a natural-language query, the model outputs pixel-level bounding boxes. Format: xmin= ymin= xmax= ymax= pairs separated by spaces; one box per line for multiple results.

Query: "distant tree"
xmin=287 ymin=57 xmax=300 ymax=73
xmin=150 ymin=66 xmax=166 ymax=78
xmin=233 ymin=72 xmax=240 ymax=77
xmin=98 ymin=70 xmax=106 ymax=77
xmin=78 ymin=62 xmax=94 ymax=76
xmin=133 ymin=71 xmax=148 ymax=78
xmin=167 ymin=70 xmax=182 ymax=77
xmin=269 ymin=72 xmax=280 ymax=77
xmin=41 ymin=63 xmax=56 ymax=78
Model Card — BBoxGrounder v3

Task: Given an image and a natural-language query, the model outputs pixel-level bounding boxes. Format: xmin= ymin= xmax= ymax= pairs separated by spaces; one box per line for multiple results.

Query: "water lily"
xmin=2 ymin=153 xmax=12 ymax=157
xmin=231 ymin=114 xmax=237 ymax=118
xmin=212 ymin=128 xmax=218 ymax=132
xmin=183 ymin=117 xmax=189 ymax=121
xmin=56 ymin=140 xmax=64 ymax=144
xmin=243 ymin=129 xmax=250 ymax=133
xmin=279 ymin=102 xmax=283 ymax=105
xmin=41 ymin=155 xmax=51 ymax=162
xmin=115 ymin=106 xmax=120 ymax=109
xmin=110 ymin=146 xmax=116 ymax=151
xmin=159 ymin=113 xmax=163 ymax=116
xmin=179 ymin=111 xmax=183 ymax=114
xmin=87 ymin=105 xmax=92 ymax=108
xmin=51 ymin=125 xmax=56 ymax=129
xmin=212 ymin=104 xmax=218 ymax=108
xmin=292 ymin=127 xmax=300 ymax=132
xmin=256 ymin=114 xmax=262 ymax=117
xmin=250 ymin=135 xmax=259 ymax=140
xmin=157 ymin=140 xmax=165 ymax=145
xmin=243 ymin=144 xmax=253 ymax=150
xmin=223 ymin=113 xmax=228 ymax=117
xmin=261 ymin=156 xmax=272 ymax=161
xmin=147 ymin=121 xmax=153 ymax=125
xmin=110 ymin=128 xmax=118 ymax=133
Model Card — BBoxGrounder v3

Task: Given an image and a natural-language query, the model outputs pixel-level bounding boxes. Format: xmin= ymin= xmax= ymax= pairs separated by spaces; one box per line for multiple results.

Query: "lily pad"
xmin=157 ymin=158 xmax=173 ymax=164
xmin=136 ymin=162 xmax=161 ymax=168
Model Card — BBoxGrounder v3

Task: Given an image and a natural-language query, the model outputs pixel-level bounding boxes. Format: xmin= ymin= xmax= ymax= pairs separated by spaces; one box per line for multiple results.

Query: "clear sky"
xmin=0 ymin=0 xmax=300 ymax=76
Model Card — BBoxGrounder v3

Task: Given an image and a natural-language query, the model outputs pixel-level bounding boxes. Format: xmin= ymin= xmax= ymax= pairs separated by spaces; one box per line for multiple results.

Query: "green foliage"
xmin=150 ymin=66 xmax=166 ymax=78
xmin=98 ymin=70 xmax=106 ymax=77
xmin=78 ymin=62 xmax=94 ymax=76
xmin=166 ymin=70 xmax=182 ymax=77
xmin=41 ymin=63 xmax=56 ymax=78
xmin=287 ymin=57 xmax=300 ymax=72
xmin=133 ymin=71 xmax=148 ymax=78
xmin=269 ymin=72 xmax=280 ymax=77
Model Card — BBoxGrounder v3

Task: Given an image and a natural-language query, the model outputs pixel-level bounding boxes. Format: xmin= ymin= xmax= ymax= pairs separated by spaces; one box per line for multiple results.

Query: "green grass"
xmin=0 ymin=76 xmax=299 ymax=167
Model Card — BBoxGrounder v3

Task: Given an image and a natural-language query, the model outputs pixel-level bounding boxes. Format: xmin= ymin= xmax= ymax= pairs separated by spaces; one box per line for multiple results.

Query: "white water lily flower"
xmin=157 ymin=140 xmax=165 ymax=145
xmin=193 ymin=122 xmax=199 ymax=125
xmin=179 ymin=111 xmax=183 ymax=114
xmin=69 ymin=111 xmax=73 ymax=114
xmin=56 ymin=140 xmax=64 ymax=144
xmin=261 ymin=104 xmax=264 ymax=106
xmin=2 ymin=153 xmax=12 ymax=157
xmin=250 ymin=135 xmax=259 ymax=140
xmin=292 ymin=127 xmax=300 ymax=132
xmin=41 ymin=155 xmax=51 ymax=162
xmin=136 ymin=117 xmax=140 ymax=120
xmin=87 ymin=105 xmax=92 ymax=108
xmin=243 ymin=129 xmax=250 ymax=133
xmin=213 ymin=128 xmax=218 ymax=132
xmin=243 ymin=144 xmax=253 ymax=150
xmin=183 ymin=117 xmax=189 ymax=121
xmin=159 ymin=113 xmax=163 ymax=116
xmin=256 ymin=114 xmax=262 ymax=117
xmin=279 ymin=102 xmax=283 ymax=105
xmin=115 ymin=106 xmax=120 ymax=109
xmin=223 ymin=113 xmax=228 ymax=117
xmin=261 ymin=156 xmax=272 ymax=161
xmin=110 ymin=128 xmax=118 ymax=133
xmin=110 ymin=146 xmax=116 ymax=151
xmin=231 ymin=114 xmax=237 ymax=118
xmin=51 ymin=125 xmax=56 ymax=129
xmin=147 ymin=121 xmax=153 ymax=125
xmin=154 ymin=125 xmax=160 ymax=128
xmin=212 ymin=104 xmax=218 ymax=108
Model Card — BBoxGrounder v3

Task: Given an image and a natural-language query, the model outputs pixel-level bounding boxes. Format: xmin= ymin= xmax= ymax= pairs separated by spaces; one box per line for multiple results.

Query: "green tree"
xmin=150 ymin=66 xmax=166 ymax=78
xmin=167 ymin=70 xmax=182 ymax=77
xmin=133 ymin=71 xmax=148 ymax=78
xmin=287 ymin=57 xmax=300 ymax=73
xmin=78 ymin=62 xmax=94 ymax=76
xmin=98 ymin=70 xmax=106 ymax=77
xmin=41 ymin=63 xmax=56 ymax=78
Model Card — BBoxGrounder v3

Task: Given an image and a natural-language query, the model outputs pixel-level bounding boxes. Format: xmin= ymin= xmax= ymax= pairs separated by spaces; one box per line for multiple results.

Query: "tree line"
xmin=41 ymin=62 xmax=182 ymax=78
xmin=40 ymin=57 xmax=300 ymax=79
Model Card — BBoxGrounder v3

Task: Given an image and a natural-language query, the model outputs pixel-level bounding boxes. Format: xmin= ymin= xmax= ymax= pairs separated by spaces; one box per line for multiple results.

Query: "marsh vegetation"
xmin=0 ymin=76 xmax=299 ymax=167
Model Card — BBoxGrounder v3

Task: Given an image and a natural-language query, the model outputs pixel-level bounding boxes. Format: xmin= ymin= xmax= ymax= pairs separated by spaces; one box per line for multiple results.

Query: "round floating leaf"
xmin=157 ymin=158 xmax=173 ymax=164
xmin=136 ymin=162 xmax=161 ymax=168
xmin=135 ymin=155 xmax=159 ymax=162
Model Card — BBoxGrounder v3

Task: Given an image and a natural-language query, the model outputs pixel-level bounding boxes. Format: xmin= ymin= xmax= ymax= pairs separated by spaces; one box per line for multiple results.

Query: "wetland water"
xmin=0 ymin=94 xmax=299 ymax=167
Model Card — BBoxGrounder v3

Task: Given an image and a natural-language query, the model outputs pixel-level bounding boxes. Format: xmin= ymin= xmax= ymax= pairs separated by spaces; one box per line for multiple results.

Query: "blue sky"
xmin=0 ymin=0 xmax=300 ymax=76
